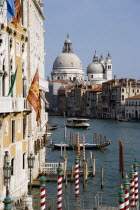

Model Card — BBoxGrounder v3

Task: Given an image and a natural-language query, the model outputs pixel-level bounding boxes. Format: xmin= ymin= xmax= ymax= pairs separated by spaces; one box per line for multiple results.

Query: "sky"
xmin=42 ymin=0 xmax=140 ymax=80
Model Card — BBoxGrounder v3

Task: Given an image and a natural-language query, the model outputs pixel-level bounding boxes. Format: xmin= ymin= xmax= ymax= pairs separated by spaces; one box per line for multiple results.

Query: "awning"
xmin=40 ymin=91 xmax=49 ymax=107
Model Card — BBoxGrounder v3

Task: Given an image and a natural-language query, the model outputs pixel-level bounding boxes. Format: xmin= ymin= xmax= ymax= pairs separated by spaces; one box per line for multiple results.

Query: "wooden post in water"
xmin=82 ymin=135 xmax=86 ymax=161
xmin=64 ymin=126 xmax=67 ymax=140
xmin=91 ymin=154 xmax=95 ymax=176
xmin=71 ymin=165 xmax=74 ymax=181
xmin=101 ymin=168 xmax=104 ymax=189
xmin=64 ymin=158 xmax=67 ymax=181
xmin=83 ymin=161 xmax=86 ymax=188
xmin=60 ymin=141 xmax=63 ymax=158
xmin=65 ymin=171 xmax=68 ymax=188
xmin=77 ymin=133 xmax=80 ymax=157
xmin=64 ymin=143 xmax=66 ymax=159
xmin=119 ymin=140 xmax=124 ymax=178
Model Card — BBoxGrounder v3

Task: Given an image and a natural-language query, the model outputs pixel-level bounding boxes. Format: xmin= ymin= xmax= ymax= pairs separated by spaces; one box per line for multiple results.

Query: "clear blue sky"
xmin=42 ymin=0 xmax=140 ymax=80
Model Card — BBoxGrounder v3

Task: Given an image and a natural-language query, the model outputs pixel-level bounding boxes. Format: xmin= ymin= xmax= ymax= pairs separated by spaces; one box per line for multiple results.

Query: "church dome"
xmin=53 ymin=53 xmax=82 ymax=70
xmin=87 ymin=62 xmax=103 ymax=74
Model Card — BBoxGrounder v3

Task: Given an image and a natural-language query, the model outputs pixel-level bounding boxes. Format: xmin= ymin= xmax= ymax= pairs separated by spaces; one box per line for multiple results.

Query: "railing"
xmin=40 ymin=163 xmax=64 ymax=174
xmin=0 ymin=97 xmax=31 ymax=113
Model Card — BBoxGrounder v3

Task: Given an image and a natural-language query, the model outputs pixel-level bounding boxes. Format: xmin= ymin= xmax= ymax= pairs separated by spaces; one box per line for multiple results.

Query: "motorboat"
xmin=66 ymin=118 xmax=90 ymax=128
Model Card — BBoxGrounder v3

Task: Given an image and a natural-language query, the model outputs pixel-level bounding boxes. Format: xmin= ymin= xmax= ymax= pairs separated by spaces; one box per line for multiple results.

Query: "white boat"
xmin=66 ymin=118 xmax=90 ymax=128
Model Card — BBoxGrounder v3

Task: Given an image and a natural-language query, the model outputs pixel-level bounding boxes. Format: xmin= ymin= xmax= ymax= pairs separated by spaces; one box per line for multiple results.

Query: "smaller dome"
xmin=87 ymin=62 xmax=103 ymax=74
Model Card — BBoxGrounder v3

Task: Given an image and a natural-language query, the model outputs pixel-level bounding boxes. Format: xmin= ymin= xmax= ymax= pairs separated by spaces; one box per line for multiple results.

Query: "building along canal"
xmin=32 ymin=116 xmax=140 ymax=209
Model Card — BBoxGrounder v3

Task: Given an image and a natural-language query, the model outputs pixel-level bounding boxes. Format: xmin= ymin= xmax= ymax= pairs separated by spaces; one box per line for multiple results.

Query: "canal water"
xmin=33 ymin=116 xmax=140 ymax=209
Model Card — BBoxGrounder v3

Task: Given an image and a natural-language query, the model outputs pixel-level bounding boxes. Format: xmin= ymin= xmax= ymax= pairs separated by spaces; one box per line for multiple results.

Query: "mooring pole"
xmin=118 ymin=184 xmax=125 ymax=210
xmin=57 ymin=164 xmax=63 ymax=210
xmin=40 ymin=175 xmax=46 ymax=210
xmin=129 ymin=165 xmax=135 ymax=208
xmin=133 ymin=159 xmax=139 ymax=207
xmin=75 ymin=155 xmax=80 ymax=197
xmin=123 ymin=174 xmax=130 ymax=210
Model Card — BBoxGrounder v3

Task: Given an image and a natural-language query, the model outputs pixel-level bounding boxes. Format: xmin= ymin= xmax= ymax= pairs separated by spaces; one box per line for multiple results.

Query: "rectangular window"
xmin=122 ymin=89 xmax=124 ymax=92
xmin=23 ymin=153 xmax=25 ymax=169
xmin=122 ymin=95 xmax=124 ymax=101
xmin=23 ymin=116 xmax=26 ymax=139
xmin=11 ymin=120 xmax=15 ymax=143
xmin=11 ymin=158 xmax=14 ymax=175
xmin=4 ymin=120 xmax=8 ymax=136
xmin=16 ymin=41 xmax=20 ymax=57
xmin=17 ymin=118 xmax=21 ymax=133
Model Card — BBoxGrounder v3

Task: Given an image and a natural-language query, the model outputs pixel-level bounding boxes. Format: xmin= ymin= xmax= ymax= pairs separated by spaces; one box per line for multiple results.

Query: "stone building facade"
xmin=125 ymin=95 xmax=140 ymax=120
xmin=0 ymin=0 xmax=48 ymax=209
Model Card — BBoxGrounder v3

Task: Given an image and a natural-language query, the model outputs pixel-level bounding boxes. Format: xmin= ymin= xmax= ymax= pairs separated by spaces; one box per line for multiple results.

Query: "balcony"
xmin=39 ymin=78 xmax=49 ymax=92
xmin=0 ymin=97 xmax=31 ymax=114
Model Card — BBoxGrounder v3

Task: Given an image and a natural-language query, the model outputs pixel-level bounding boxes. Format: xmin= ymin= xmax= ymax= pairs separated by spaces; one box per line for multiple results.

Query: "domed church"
xmin=51 ymin=35 xmax=84 ymax=82
xmin=87 ymin=51 xmax=112 ymax=84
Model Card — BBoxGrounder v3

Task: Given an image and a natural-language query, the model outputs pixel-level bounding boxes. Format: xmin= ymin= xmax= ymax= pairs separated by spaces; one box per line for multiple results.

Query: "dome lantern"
xmin=93 ymin=50 xmax=98 ymax=62
xmin=62 ymin=34 xmax=73 ymax=53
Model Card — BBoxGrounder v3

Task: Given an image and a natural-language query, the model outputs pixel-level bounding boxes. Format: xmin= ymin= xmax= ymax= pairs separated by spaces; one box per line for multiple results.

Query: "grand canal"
xmin=33 ymin=116 xmax=140 ymax=209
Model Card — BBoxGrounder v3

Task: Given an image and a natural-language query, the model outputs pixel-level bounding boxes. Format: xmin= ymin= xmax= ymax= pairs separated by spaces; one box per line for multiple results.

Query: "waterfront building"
xmin=0 ymin=0 xmax=48 ymax=209
xmin=125 ymin=95 xmax=140 ymax=120
xmin=85 ymin=85 xmax=102 ymax=117
xmin=102 ymin=77 xmax=140 ymax=119
xmin=51 ymin=35 xmax=84 ymax=82
xmin=87 ymin=51 xmax=112 ymax=84
xmin=27 ymin=0 xmax=49 ymax=181
xmin=46 ymin=79 xmax=70 ymax=112
xmin=0 ymin=0 xmax=30 ymax=208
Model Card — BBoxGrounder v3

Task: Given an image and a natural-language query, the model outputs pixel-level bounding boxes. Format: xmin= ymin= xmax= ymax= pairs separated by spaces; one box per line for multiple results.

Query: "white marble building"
xmin=51 ymin=35 xmax=84 ymax=82
xmin=87 ymin=51 xmax=112 ymax=84
xmin=27 ymin=0 xmax=48 ymax=180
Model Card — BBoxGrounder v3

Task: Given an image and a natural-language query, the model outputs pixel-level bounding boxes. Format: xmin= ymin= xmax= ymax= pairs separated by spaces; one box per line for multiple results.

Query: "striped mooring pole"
xmin=133 ymin=159 xmax=139 ymax=206
xmin=57 ymin=164 xmax=63 ymax=210
xmin=3 ymin=194 xmax=12 ymax=210
xmin=129 ymin=165 xmax=135 ymax=207
xmin=123 ymin=174 xmax=130 ymax=210
xmin=82 ymin=135 xmax=85 ymax=161
xmin=119 ymin=184 xmax=125 ymax=210
xmin=40 ymin=175 xmax=46 ymax=210
xmin=75 ymin=155 xmax=80 ymax=197
xmin=77 ymin=133 xmax=80 ymax=157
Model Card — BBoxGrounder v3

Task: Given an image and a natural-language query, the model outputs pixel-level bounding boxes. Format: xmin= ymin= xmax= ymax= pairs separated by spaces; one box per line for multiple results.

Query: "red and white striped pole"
xmin=82 ymin=135 xmax=85 ymax=161
xmin=77 ymin=133 xmax=80 ymax=158
xmin=123 ymin=174 xmax=130 ymax=210
xmin=133 ymin=159 xmax=139 ymax=207
xmin=129 ymin=165 xmax=135 ymax=207
xmin=119 ymin=184 xmax=125 ymax=210
xmin=40 ymin=176 xmax=46 ymax=210
xmin=57 ymin=164 xmax=63 ymax=210
xmin=75 ymin=155 xmax=80 ymax=197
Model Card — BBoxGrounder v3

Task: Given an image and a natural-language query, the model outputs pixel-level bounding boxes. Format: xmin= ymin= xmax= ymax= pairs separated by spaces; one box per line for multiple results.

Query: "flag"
xmin=27 ymin=70 xmax=41 ymax=123
xmin=13 ymin=0 xmax=22 ymax=27
xmin=7 ymin=66 xmax=18 ymax=96
xmin=6 ymin=0 xmax=16 ymax=22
